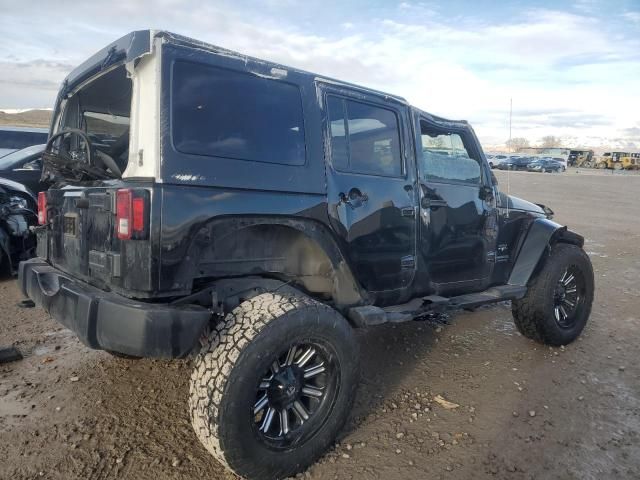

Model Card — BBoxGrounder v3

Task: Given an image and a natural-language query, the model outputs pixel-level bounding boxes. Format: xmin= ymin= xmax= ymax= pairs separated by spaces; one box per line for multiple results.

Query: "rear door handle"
xmin=423 ymin=198 xmax=448 ymax=208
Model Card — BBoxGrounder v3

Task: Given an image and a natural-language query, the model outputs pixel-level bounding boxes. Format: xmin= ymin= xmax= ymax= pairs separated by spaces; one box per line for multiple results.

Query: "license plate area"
xmin=63 ymin=213 xmax=78 ymax=237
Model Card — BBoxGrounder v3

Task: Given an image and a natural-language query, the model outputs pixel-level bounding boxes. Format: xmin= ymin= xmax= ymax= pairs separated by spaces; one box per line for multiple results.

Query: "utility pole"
xmin=506 ymin=97 xmax=512 ymax=218
xmin=508 ymin=97 xmax=512 ymax=153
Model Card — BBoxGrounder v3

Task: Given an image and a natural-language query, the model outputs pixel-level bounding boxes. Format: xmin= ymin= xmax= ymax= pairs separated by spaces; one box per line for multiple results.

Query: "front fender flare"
xmin=508 ymin=218 xmax=584 ymax=286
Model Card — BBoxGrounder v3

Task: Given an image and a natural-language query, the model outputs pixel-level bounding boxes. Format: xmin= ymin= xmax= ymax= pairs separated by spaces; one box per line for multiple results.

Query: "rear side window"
xmin=327 ymin=96 xmax=402 ymax=177
xmin=171 ymin=61 xmax=306 ymax=166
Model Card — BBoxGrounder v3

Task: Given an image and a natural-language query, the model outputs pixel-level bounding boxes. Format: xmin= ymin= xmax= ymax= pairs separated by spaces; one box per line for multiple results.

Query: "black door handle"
xmin=423 ymin=198 xmax=448 ymax=209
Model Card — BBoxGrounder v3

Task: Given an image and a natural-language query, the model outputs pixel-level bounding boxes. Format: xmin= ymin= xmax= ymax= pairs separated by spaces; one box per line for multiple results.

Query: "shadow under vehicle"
xmin=19 ymin=30 xmax=595 ymax=480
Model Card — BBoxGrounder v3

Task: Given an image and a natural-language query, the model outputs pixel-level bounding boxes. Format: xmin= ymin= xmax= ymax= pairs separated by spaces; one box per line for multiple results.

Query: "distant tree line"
xmin=505 ymin=135 xmax=564 ymax=151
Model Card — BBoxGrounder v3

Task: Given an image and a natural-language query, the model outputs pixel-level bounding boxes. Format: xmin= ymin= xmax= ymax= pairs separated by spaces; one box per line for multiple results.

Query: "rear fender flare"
xmin=508 ymin=218 xmax=584 ymax=286
xmin=178 ymin=216 xmax=369 ymax=309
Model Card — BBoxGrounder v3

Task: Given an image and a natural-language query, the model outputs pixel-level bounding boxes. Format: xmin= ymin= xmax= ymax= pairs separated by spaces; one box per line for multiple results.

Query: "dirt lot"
xmin=1 ymin=169 xmax=639 ymax=480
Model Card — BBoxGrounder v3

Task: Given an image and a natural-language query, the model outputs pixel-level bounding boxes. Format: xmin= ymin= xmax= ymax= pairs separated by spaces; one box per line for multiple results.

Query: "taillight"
xmin=132 ymin=197 xmax=145 ymax=232
xmin=116 ymin=189 xmax=148 ymax=240
xmin=37 ymin=191 xmax=47 ymax=225
xmin=116 ymin=189 xmax=132 ymax=239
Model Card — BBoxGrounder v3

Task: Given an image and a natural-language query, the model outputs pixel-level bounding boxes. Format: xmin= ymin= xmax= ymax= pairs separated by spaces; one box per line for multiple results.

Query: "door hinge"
xmin=401 ymin=255 xmax=416 ymax=269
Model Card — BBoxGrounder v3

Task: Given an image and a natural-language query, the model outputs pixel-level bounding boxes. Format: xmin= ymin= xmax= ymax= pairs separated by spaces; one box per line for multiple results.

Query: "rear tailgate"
xmin=42 ymin=183 xmax=157 ymax=297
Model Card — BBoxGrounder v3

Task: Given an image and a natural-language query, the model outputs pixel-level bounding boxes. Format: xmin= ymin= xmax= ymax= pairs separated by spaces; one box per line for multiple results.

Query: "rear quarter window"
xmin=171 ymin=61 xmax=306 ymax=166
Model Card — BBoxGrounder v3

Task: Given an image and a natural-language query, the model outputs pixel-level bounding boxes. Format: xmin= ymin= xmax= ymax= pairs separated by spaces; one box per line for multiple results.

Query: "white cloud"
xmin=0 ymin=1 xmax=638 ymax=148
xmin=623 ymin=11 xmax=640 ymax=23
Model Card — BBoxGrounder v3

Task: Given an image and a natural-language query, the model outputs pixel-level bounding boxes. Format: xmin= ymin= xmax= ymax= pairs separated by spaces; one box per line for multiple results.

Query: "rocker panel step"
xmin=347 ymin=285 xmax=527 ymax=327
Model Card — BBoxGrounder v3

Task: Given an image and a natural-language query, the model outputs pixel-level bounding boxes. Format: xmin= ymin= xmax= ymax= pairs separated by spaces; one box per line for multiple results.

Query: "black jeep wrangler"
xmin=20 ymin=30 xmax=594 ymax=479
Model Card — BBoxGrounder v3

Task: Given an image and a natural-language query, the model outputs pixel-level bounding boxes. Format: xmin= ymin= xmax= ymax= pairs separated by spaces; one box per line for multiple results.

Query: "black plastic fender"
xmin=508 ymin=218 xmax=584 ymax=286
xmin=175 ymin=215 xmax=370 ymax=310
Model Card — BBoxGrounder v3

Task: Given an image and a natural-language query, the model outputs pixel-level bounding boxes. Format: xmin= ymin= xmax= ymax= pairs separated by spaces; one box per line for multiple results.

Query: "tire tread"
xmin=189 ymin=292 xmax=354 ymax=478
xmin=511 ymin=243 xmax=594 ymax=346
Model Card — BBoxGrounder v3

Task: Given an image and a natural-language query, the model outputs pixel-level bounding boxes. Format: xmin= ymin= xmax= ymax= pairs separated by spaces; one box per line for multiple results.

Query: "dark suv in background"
xmin=20 ymin=31 xmax=594 ymax=480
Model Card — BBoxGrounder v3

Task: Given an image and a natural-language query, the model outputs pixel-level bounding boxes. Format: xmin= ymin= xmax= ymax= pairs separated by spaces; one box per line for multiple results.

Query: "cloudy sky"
xmin=1 ymin=0 xmax=639 ymax=148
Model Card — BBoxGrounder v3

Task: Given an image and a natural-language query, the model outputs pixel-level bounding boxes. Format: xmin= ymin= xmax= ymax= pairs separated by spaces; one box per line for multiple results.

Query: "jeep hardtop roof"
xmin=56 ymin=29 xmax=470 ymax=132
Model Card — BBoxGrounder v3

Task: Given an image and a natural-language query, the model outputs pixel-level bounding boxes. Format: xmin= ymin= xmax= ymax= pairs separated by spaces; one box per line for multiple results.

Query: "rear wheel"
xmin=512 ymin=243 xmax=594 ymax=346
xmin=189 ymin=292 xmax=359 ymax=480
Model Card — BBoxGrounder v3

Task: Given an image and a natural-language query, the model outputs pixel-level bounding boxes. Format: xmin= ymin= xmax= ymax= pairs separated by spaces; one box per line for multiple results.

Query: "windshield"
xmin=0 ymin=144 xmax=45 ymax=170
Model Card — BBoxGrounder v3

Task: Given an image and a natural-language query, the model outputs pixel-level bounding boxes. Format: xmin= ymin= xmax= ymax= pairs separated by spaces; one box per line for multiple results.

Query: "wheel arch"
xmin=176 ymin=215 xmax=368 ymax=309
xmin=508 ymin=217 xmax=585 ymax=287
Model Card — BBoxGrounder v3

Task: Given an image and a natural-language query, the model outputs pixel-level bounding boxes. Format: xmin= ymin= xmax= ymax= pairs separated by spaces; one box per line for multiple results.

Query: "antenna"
xmin=506 ymin=97 xmax=512 ymax=217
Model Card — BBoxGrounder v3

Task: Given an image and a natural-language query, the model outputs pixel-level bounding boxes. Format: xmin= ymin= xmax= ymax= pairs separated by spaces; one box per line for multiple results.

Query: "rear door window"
xmin=172 ymin=61 xmax=306 ymax=166
xmin=327 ymin=96 xmax=403 ymax=177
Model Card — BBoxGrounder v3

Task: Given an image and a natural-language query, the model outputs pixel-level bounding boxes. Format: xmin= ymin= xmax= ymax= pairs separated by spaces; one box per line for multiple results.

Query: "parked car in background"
xmin=527 ymin=158 xmax=566 ymax=173
xmin=0 ymin=127 xmax=48 ymax=158
xmin=486 ymin=153 xmax=509 ymax=168
xmin=0 ymin=178 xmax=37 ymax=274
xmin=496 ymin=156 xmax=532 ymax=170
xmin=0 ymin=144 xmax=47 ymax=193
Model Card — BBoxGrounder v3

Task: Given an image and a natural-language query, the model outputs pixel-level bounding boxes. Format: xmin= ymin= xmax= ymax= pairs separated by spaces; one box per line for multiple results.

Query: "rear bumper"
xmin=18 ymin=258 xmax=210 ymax=358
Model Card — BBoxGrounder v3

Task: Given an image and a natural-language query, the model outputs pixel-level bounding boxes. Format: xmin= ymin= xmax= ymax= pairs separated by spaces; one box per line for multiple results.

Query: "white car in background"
xmin=485 ymin=153 xmax=510 ymax=168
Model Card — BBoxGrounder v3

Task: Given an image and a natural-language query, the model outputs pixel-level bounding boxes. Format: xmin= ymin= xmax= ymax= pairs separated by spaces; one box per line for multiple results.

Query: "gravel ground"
xmin=1 ymin=169 xmax=639 ymax=480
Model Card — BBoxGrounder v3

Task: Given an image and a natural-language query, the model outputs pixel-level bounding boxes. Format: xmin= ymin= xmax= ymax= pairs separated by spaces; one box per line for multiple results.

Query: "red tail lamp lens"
xmin=116 ymin=189 xmax=132 ymax=240
xmin=37 ymin=191 xmax=47 ymax=225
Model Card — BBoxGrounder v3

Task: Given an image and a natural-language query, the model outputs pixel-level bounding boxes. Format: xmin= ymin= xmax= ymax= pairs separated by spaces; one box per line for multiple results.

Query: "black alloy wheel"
xmin=553 ymin=267 xmax=586 ymax=328
xmin=252 ymin=342 xmax=338 ymax=448
xmin=190 ymin=292 xmax=359 ymax=480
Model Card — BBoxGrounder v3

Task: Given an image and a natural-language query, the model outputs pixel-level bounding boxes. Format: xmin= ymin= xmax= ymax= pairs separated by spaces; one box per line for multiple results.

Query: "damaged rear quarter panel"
xmin=158 ymin=185 xmax=366 ymax=307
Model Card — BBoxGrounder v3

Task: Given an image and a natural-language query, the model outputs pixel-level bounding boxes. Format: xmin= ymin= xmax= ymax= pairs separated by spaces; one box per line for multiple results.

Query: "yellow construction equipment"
xmin=620 ymin=152 xmax=640 ymax=170
xmin=593 ymin=152 xmax=639 ymax=170
xmin=594 ymin=152 xmax=611 ymax=169
xmin=569 ymin=149 xmax=594 ymax=167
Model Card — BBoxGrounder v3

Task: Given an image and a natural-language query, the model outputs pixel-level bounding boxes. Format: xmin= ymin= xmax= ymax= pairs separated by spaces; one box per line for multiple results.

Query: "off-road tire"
xmin=189 ymin=292 xmax=359 ymax=480
xmin=512 ymin=243 xmax=594 ymax=346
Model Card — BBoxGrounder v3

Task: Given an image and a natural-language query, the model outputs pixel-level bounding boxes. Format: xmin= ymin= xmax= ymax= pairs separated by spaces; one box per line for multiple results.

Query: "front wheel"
xmin=512 ymin=243 xmax=594 ymax=346
xmin=189 ymin=292 xmax=359 ymax=480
